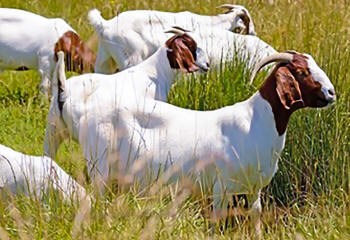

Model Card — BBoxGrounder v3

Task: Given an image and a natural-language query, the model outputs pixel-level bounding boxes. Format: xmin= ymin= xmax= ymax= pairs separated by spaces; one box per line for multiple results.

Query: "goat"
xmin=0 ymin=144 xmax=88 ymax=202
xmin=88 ymin=4 xmax=255 ymax=73
xmin=47 ymin=50 xmax=335 ymax=234
xmin=44 ymin=29 xmax=209 ymax=167
xmin=0 ymin=8 xmax=95 ymax=96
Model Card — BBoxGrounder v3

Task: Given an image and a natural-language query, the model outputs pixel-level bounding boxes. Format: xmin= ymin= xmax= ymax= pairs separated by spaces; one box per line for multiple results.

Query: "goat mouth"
xmin=316 ymin=97 xmax=332 ymax=107
xmin=198 ymin=66 xmax=209 ymax=73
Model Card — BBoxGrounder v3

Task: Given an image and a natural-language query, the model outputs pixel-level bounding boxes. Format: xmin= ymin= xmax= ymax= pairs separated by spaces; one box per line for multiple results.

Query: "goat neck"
xmin=208 ymin=13 xmax=236 ymax=30
xmin=138 ymin=47 xmax=177 ymax=101
xmin=259 ymin=65 xmax=301 ymax=136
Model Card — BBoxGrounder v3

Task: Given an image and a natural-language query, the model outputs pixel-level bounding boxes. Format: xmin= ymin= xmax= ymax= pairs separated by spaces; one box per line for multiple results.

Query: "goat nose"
xmin=206 ymin=62 xmax=210 ymax=68
xmin=328 ymin=89 xmax=335 ymax=96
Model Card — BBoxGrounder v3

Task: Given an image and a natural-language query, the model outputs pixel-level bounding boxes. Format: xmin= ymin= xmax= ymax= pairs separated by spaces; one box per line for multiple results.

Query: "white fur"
xmin=0 ymin=8 xmax=76 ymax=95
xmin=88 ymin=7 xmax=258 ymax=73
xmin=305 ymin=54 xmax=336 ymax=101
xmin=119 ymin=91 xmax=284 ymax=190
xmin=0 ymin=144 xmax=87 ymax=202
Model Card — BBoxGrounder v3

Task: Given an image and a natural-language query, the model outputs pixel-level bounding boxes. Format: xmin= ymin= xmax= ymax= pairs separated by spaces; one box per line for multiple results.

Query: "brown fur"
xmin=259 ymin=54 xmax=326 ymax=135
xmin=165 ymin=34 xmax=199 ymax=73
xmin=54 ymin=31 xmax=95 ymax=73
xmin=275 ymin=67 xmax=304 ymax=110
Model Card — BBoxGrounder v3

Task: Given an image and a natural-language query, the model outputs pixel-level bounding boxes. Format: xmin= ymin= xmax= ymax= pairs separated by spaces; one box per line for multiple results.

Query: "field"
xmin=0 ymin=0 xmax=349 ymax=239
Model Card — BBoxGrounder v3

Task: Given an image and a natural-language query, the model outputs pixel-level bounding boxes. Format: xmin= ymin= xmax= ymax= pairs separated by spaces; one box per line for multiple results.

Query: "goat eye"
xmin=297 ymin=71 xmax=308 ymax=77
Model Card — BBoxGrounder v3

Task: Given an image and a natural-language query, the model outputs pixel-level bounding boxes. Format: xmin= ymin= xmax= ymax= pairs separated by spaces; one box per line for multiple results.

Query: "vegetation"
xmin=0 ymin=0 xmax=349 ymax=239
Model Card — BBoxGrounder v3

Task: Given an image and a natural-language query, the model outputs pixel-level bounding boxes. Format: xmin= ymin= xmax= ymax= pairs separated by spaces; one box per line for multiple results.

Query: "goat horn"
xmin=284 ymin=50 xmax=299 ymax=55
xmin=217 ymin=4 xmax=237 ymax=10
xmin=171 ymin=26 xmax=190 ymax=32
xmin=249 ymin=53 xmax=294 ymax=85
xmin=164 ymin=27 xmax=186 ymax=36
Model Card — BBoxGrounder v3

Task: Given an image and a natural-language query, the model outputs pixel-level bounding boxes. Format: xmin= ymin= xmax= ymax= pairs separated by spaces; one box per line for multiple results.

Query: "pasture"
xmin=0 ymin=0 xmax=349 ymax=239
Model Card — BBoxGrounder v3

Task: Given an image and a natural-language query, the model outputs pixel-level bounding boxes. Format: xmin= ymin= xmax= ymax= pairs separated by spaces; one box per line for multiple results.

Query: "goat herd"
xmin=0 ymin=4 xmax=336 ymax=235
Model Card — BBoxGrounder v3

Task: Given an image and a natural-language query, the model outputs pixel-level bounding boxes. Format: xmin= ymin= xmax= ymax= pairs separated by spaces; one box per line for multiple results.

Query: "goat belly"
xmin=117 ymin=135 xmax=280 ymax=193
xmin=200 ymin=155 xmax=279 ymax=194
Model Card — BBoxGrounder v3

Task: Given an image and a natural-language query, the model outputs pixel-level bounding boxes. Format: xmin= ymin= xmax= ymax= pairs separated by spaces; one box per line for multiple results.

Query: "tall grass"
xmin=0 ymin=0 xmax=349 ymax=239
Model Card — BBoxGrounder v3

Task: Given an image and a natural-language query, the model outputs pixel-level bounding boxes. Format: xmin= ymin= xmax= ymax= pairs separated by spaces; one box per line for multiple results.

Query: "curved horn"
xmin=171 ymin=26 xmax=190 ymax=32
xmin=217 ymin=4 xmax=237 ymax=10
xmin=249 ymin=53 xmax=294 ymax=85
xmin=284 ymin=50 xmax=299 ymax=55
xmin=164 ymin=27 xmax=185 ymax=36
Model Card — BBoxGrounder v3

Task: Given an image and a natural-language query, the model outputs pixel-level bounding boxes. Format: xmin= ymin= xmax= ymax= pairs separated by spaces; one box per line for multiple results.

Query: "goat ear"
xmin=275 ymin=67 xmax=304 ymax=110
xmin=166 ymin=37 xmax=199 ymax=73
xmin=55 ymin=32 xmax=74 ymax=71
xmin=238 ymin=10 xmax=251 ymax=35
xmin=55 ymin=31 xmax=91 ymax=73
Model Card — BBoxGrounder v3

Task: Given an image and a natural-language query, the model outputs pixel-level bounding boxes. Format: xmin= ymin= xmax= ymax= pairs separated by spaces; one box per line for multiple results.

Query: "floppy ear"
xmin=72 ymin=39 xmax=96 ymax=73
xmin=275 ymin=66 xmax=304 ymax=110
xmin=238 ymin=10 xmax=250 ymax=34
xmin=166 ymin=37 xmax=199 ymax=73
xmin=55 ymin=32 xmax=74 ymax=71
xmin=55 ymin=31 xmax=89 ymax=72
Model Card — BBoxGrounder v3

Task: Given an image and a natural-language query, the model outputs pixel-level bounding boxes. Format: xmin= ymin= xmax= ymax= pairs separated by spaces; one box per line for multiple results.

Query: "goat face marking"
xmin=259 ymin=52 xmax=336 ymax=135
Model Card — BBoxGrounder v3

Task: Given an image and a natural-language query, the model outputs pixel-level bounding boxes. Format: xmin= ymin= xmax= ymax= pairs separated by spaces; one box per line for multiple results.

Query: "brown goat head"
xmin=54 ymin=31 xmax=96 ymax=73
xmin=259 ymin=52 xmax=336 ymax=135
xmin=165 ymin=34 xmax=199 ymax=73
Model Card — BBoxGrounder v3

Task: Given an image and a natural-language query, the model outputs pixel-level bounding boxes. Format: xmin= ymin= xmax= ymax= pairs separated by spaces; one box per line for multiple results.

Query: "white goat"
xmin=49 ymin=50 xmax=335 ymax=234
xmin=88 ymin=4 xmax=256 ymax=73
xmin=0 ymin=8 xmax=95 ymax=96
xmin=0 ymin=144 xmax=88 ymax=202
xmin=44 ymin=30 xmax=209 ymax=165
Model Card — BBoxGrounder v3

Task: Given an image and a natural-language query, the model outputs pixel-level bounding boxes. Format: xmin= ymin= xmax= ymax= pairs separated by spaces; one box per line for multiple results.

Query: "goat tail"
xmin=88 ymin=9 xmax=106 ymax=36
xmin=53 ymin=51 xmax=66 ymax=111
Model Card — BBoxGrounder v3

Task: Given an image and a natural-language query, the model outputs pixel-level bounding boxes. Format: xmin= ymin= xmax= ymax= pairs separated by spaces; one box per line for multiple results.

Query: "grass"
xmin=0 ymin=0 xmax=349 ymax=239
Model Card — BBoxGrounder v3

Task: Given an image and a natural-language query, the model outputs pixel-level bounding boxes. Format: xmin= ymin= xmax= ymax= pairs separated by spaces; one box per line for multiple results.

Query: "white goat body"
xmin=88 ymin=7 xmax=258 ymax=72
xmin=0 ymin=144 xmax=87 ymax=201
xmin=0 ymin=8 xmax=95 ymax=95
xmin=117 ymin=92 xmax=283 ymax=190
xmin=109 ymin=53 xmax=335 ymax=195
xmin=47 ymin=50 xmax=336 ymax=193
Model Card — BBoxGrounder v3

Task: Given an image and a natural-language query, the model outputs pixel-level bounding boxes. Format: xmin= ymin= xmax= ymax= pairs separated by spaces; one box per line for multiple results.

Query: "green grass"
xmin=0 ymin=0 xmax=349 ymax=239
